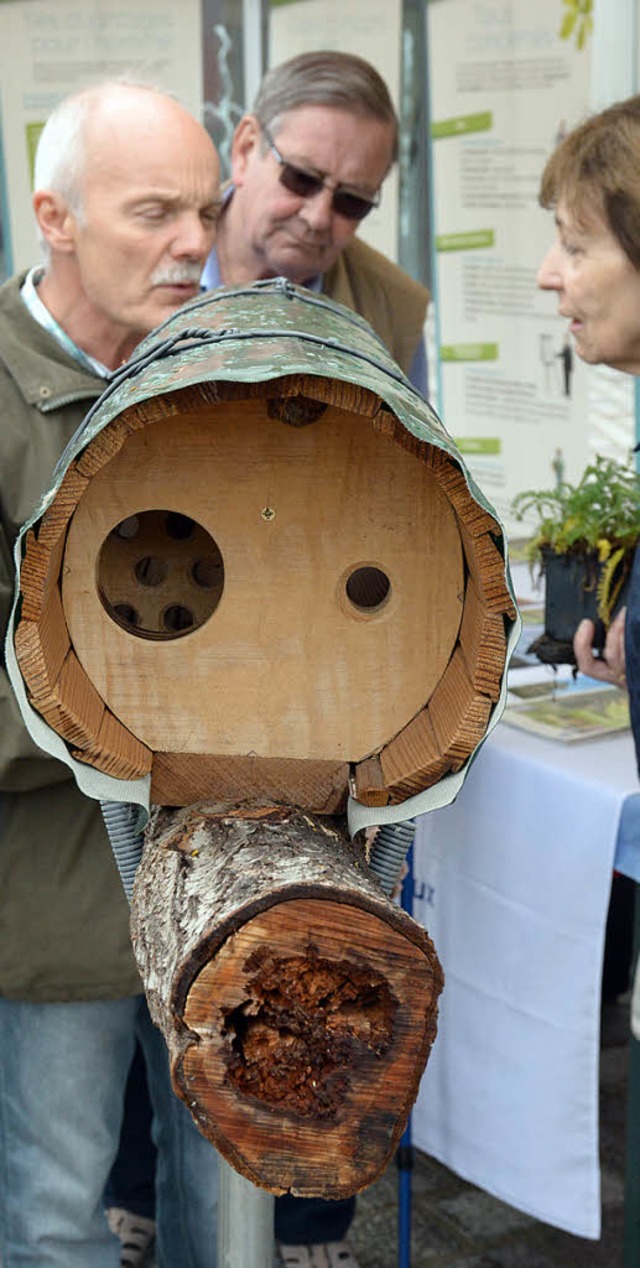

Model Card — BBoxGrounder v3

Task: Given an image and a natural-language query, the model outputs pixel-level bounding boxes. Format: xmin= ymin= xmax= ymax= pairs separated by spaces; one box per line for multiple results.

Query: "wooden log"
xmin=130 ymin=804 xmax=443 ymax=1198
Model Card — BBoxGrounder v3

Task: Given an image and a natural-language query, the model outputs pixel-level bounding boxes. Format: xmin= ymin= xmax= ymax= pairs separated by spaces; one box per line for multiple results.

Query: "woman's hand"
xmin=573 ymin=608 xmax=627 ymax=687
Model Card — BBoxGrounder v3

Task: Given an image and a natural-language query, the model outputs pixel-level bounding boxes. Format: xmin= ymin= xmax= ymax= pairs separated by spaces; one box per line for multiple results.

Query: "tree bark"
xmin=131 ymin=803 xmax=443 ymax=1198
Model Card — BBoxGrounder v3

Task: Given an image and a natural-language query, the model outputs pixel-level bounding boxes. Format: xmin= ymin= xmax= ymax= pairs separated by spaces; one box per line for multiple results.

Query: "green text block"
xmin=440 ymin=343 xmax=498 ymax=362
xmin=432 ymin=112 xmax=493 ymax=139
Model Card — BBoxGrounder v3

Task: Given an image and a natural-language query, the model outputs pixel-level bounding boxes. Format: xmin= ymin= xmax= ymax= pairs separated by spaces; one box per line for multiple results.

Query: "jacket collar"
xmin=0 ymin=272 xmax=104 ymax=412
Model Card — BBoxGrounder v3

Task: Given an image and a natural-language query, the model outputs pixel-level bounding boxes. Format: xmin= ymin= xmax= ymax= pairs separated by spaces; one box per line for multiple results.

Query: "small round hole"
xmin=134 ymin=556 xmax=168 ymax=587
xmin=192 ymin=557 xmax=223 ymax=588
xmin=113 ymin=603 xmax=140 ymax=628
xmin=163 ymin=604 xmax=195 ymax=632
xmin=165 ymin=513 xmax=195 ymax=541
xmin=345 ymin=567 xmax=391 ymax=611
xmin=113 ymin=516 xmax=139 ymax=540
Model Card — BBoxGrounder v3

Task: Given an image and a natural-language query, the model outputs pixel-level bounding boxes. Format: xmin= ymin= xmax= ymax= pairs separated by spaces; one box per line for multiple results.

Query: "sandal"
xmin=277 ymin=1240 xmax=361 ymax=1268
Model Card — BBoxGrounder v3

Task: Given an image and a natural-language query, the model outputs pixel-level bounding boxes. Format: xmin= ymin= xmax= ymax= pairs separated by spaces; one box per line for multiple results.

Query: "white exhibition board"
xmin=0 ymin=0 xmax=203 ymax=275
xmin=425 ymin=0 xmax=594 ymax=532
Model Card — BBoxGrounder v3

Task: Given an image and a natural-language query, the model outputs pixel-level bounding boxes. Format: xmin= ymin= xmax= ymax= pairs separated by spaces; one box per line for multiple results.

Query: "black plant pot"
xmin=528 ymin=547 xmax=631 ymax=667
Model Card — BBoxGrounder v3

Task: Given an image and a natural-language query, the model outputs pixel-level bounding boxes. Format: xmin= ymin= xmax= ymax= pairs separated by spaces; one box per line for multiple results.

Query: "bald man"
xmin=0 ymin=82 xmax=221 ymax=1268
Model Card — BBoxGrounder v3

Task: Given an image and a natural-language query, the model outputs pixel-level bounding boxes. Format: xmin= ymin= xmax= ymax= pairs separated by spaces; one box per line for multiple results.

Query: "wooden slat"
xmin=352 ymin=755 xmax=390 ymax=807
xmin=35 ymin=648 xmax=106 ymax=748
xmin=458 ymin=577 xmax=507 ymax=702
xmin=15 ymin=586 xmax=70 ymax=702
xmin=75 ymin=415 xmax=135 ymax=478
xmin=460 ymin=521 xmax=517 ymax=618
xmin=371 ymin=409 xmax=429 ymax=459
xmin=72 ymin=708 xmax=152 ymax=780
xmin=151 ymin=752 xmax=349 ymax=813
xmin=120 ymin=375 xmax=382 ymax=433
xmin=19 ymin=530 xmax=65 ymax=622
xmin=378 ymin=707 xmax=451 ymax=799
xmin=37 ymin=466 xmax=89 ymax=553
xmin=427 ymin=645 xmax=493 ymax=766
xmin=273 ymin=374 xmax=381 ymax=417
xmin=424 ymin=449 xmax=499 ymax=538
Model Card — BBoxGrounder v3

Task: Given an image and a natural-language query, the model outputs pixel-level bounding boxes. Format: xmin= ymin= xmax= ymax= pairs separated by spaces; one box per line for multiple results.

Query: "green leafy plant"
xmin=513 ymin=453 xmax=640 ymax=564
xmin=512 ymin=454 xmax=640 ymax=628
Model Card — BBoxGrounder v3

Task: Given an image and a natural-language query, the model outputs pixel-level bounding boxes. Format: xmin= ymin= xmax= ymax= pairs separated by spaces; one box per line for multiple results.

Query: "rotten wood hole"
xmin=221 ymin=944 xmax=396 ymax=1120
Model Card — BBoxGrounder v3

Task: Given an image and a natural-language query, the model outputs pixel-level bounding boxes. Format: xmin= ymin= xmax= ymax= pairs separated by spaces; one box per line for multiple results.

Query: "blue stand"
xmin=397 ymin=844 xmax=415 ymax=1267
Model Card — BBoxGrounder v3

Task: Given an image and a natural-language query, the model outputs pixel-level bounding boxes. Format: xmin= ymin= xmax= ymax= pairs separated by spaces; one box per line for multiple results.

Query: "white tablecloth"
xmin=411 ymin=718 xmax=639 ymax=1238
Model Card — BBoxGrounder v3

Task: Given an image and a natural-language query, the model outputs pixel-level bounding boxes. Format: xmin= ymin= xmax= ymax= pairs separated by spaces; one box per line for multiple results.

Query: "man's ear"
xmin=231 ymin=114 xmax=261 ymax=185
xmin=32 ymin=190 xmax=78 ymax=254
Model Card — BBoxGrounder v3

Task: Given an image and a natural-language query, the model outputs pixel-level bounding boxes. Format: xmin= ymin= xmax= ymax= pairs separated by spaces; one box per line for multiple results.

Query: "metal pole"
xmin=397 ymin=842 xmax=415 ymax=1268
xmin=216 ymin=817 xmax=418 ymax=1268
xmin=217 ymin=1158 xmax=275 ymax=1268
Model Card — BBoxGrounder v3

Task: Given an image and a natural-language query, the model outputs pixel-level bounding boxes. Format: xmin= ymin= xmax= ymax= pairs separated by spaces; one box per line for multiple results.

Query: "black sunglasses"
xmin=261 ymin=123 xmax=380 ymax=221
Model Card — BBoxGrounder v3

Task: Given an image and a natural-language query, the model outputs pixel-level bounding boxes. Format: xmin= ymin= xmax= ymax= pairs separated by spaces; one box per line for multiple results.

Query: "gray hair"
xmin=253 ymin=51 xmax=399 ymax=163
xmin=34 ymin=80 xmax=169 ymax=259
xmin=34 ymin=93 xmax=87 ymax=218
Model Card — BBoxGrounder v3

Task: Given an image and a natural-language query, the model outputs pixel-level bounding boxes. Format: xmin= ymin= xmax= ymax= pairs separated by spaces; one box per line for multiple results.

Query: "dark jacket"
xmin=625 ymin=544 xmax=640 ymax=776
xmin=0 ymin=273 xmax=142 ymax=1001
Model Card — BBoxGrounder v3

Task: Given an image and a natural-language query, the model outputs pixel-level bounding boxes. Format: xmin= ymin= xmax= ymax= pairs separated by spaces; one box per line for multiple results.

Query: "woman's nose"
xmin=537 ymin=244 xmax=562 ymax=291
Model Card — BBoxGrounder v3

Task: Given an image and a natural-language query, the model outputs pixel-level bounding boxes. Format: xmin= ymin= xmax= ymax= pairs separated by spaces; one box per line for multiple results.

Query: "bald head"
xmin=34 ymin=81 xmax=218 ymax=224
xmin=32 ymin=80 xmax=221 ymax=367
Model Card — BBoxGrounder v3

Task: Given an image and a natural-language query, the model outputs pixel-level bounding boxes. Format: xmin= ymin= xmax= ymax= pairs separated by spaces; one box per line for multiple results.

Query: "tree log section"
xmin=131 ymin=804 xmax=444 ymax=1197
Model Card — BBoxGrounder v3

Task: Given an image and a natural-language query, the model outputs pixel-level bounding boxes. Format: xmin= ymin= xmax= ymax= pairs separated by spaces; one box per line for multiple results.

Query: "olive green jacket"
xmin=323 ymin=237 xmax=430 ymax=376
xmin=0 ymin=274 xmax=141 ymax=1000
xmin=0 ymin=244 xmax=428 ymax=1002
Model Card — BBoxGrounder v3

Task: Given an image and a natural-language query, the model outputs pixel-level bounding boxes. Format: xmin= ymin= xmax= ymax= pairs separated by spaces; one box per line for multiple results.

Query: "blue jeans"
xmin=0 ymin=994 xmax=219 ymax=1267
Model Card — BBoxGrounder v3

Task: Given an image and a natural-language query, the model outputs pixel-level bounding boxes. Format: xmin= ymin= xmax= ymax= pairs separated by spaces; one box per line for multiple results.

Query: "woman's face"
xmin=537 ymin=198 xmax=640 ymax=373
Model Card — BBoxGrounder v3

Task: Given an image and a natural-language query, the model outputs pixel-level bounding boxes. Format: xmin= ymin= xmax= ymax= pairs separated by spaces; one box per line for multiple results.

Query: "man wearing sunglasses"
xmin=202 ymin=49 xmax=430 ymax=391
xmin=201 ymin=49 xmax=429 ymax=1268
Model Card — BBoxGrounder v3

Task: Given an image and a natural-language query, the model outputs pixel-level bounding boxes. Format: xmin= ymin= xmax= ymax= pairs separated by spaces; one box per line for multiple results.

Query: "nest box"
xmin=14 ymin=280 xmax=517 ymax=814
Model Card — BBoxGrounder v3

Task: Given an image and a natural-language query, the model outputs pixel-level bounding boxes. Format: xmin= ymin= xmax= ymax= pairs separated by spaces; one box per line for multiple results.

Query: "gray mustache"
xmin=151 ymin=263 xmax=202 ymax=286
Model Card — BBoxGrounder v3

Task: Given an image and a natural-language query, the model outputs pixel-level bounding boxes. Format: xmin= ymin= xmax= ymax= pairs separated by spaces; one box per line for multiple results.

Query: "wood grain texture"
xmin=61 ymin=399 xmax=464 ymax=760
xmin=131 ymin=804 xmax=443 ymax=1197
xmin=151 ymin=752 xmax=349 ymax=813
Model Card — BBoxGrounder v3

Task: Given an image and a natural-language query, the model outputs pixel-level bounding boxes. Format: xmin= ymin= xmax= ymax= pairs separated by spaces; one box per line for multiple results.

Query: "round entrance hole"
xmin=97 ymin=509 xmax=224 ymax=639
xmin=345 ymin=566 xmax=391 ymax=613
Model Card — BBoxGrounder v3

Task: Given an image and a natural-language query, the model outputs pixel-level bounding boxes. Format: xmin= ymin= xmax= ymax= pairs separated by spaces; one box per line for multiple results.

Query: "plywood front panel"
xmin=62 ymin=400 xmax=463 ymax=761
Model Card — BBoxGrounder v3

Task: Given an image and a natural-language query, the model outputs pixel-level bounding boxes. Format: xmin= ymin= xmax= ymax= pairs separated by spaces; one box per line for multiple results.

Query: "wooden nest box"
xmin=13 ymin=282 xmax=517 ymax=1196
xmin=15 ymin=281 xmax=516 ymax=813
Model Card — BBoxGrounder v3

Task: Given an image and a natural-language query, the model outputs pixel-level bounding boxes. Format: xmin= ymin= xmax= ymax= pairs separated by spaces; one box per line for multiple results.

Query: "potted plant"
xmin=512 ymin=453 xmax=640 ymax=665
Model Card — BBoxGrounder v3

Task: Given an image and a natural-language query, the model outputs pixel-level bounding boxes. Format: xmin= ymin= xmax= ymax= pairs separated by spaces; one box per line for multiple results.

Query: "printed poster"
xmin=0 ymin=0 xmax=202 ymax=277
xmin=426 ymin=0 xmax=595 ymax=532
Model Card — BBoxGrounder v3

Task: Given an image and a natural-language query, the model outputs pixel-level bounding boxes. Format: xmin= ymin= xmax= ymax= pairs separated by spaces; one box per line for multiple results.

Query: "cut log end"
xmin=131 ymin=805 xmax=443 ymax=1198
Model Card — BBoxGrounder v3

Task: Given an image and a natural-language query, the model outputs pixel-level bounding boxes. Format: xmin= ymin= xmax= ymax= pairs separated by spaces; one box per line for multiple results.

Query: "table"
xmin=410 ymin=708 xmax=640 ymax=1240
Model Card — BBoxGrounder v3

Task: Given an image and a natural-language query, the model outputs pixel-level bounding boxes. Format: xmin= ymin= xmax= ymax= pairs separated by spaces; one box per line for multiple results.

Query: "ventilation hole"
xmin=163 ymin=604 xmax=195 ymax=632
xmin=192 ymin=556 xmax=223 ymax=588
xmin=165 ymin=512 xmax=195 ymax=541
xmin=113 ymin=516 xmax=140 ymax=540
xmin=113 ymin=603 xmax=140 ymax=628
xmin=345 ymin=566 xmax=391 ymax=611
xmin=134 ymin=555 xmax=168 ymax=587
